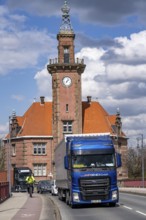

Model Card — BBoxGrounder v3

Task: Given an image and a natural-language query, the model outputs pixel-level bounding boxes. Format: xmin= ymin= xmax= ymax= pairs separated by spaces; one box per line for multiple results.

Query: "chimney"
xmin=87 ymin=96 xmax=92 ymax=104
xmin=40 ymin=96 xmax=45 ymax=104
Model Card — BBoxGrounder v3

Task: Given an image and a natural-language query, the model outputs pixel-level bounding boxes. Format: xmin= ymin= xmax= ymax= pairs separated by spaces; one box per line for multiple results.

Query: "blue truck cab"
xmin=55 ymin=133 xmax=121 ymax=208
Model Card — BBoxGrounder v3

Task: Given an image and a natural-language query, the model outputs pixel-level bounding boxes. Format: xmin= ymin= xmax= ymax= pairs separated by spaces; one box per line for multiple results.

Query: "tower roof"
xmin=59 ymin=0 xmax=74 ymax=34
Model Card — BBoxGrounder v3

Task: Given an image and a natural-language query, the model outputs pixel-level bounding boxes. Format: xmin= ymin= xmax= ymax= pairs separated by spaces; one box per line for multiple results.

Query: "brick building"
xmin=4 ymin=1 xmax=128 ymax=183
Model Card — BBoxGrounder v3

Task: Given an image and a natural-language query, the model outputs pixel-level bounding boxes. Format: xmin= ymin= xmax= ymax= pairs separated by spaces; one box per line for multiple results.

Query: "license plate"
xmin=91 ymin=200 xmax=101 ymax=203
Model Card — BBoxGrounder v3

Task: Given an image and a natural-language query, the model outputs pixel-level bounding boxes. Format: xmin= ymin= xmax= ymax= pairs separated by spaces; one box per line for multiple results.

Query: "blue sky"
xmin=0 ymin=0 xmax=146 ymax=146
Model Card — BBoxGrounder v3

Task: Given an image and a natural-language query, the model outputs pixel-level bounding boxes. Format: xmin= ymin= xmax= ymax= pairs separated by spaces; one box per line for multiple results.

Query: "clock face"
xmin=62 ymin=76 xmax=72 ymax=87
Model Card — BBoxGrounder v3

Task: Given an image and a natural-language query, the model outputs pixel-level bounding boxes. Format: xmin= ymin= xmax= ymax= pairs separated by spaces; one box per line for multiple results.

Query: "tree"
xmin=0 ymin=138 xmax=5 ymax=171
xmin=126 ymin=147 xmax=141 ymax=179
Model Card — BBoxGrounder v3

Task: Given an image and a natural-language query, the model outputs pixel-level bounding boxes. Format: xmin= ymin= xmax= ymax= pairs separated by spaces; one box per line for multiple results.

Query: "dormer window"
xmin=64 ymin=46 xmax=69 ymax=63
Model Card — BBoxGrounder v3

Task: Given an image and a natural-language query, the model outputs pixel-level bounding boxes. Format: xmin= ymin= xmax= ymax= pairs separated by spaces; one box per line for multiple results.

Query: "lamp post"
xmin=137 ymin=134 xmax=144 ymax=188
xmin=7 ymin=115 xmax=12 ymax=196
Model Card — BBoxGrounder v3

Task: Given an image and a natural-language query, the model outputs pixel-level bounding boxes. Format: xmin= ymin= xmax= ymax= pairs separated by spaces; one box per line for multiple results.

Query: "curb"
xmin=119 ymin=187 xmax=146 ymax=196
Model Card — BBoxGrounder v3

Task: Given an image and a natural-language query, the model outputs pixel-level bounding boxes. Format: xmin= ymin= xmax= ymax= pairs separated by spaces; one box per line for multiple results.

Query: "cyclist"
xmin=26 ymin=172 xmax=35 ymax=197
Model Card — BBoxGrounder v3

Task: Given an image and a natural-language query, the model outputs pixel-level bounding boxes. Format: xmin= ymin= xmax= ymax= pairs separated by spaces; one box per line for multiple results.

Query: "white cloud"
xmin=74 ymin=31 xmax=146 ymax=140
xmin=105 ymin=64 xmax=146 ymax=81
xmin=114 ymin=31 xmax=146 ymax=60
xmin=34 ymin=67 xmax=52 ymax=100
xmin=0 ymin=5 xmax=57 ymax=76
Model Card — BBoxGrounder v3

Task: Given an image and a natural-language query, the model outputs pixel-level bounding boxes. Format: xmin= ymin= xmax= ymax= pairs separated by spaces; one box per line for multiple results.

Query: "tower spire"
xmin=60 ymin=0 xmax=73 ymax=34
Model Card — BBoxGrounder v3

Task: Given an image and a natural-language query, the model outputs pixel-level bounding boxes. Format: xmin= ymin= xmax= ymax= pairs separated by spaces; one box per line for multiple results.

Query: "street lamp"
xmin=137 ymin=134 xmax=145 ymax=188
xmin=7 ymin=115 xmax=12 ymax=196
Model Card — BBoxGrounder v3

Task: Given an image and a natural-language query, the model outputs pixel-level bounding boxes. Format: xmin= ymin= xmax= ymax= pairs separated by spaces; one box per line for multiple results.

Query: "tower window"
xmin=64 ymin=47 xmax=69 ymax=63
xmin=66 ymin=104 xmax=69 ymax=112
xmin=63 ymin=121 xmax=72 ymax=133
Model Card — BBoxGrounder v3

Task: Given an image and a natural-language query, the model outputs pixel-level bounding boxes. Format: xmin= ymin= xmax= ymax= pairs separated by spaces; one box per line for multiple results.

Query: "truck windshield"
xmin=72 ymin=154 xmax=115 ymax=169
xmin=18 ymin=173 xmax=30 ymax=181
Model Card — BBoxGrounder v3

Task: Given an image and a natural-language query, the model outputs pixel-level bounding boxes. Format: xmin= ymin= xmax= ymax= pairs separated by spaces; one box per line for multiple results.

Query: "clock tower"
xmin=47 ymin=0 xmax=86 ymax=147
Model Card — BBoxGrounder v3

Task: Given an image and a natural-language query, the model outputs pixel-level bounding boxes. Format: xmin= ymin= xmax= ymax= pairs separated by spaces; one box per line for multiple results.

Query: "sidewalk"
xmin=0 ymin=192 xmax=43 ymax=220
xmin=0 ymin=192 xmax=61 ymax=220
xmin=0 ymin=193 xmax=28 ymax=220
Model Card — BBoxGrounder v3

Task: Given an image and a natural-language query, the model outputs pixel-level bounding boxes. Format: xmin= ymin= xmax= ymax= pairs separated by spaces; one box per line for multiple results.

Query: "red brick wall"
xmin=0 ymin=170 xmax=14 ymax=185
xmin=0 ymin=171 xmax=7 ymax=182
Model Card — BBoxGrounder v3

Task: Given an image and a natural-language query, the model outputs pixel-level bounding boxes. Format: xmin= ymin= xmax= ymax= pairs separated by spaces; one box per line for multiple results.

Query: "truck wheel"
xmin=65 ymin=191 xmax=69 ymax=205
xmin=58 ymin=189 xmax=62 ymax=200
xmin=68 ymin=194 xmax=75 ymax=208
xmin=109 ymin=202 xmax=116 ymax=207
xmin=70 ymin=202 xmax=75 ymax=209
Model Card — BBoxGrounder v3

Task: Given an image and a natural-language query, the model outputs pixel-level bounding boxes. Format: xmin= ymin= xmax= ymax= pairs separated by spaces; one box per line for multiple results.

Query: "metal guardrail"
xmin=0 ymin=182 xmax=10 ymax=203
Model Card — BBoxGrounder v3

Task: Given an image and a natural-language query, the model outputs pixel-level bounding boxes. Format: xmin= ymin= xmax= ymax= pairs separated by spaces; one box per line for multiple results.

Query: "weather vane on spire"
xmin=60 ymin=0 xmax=73 ymax=33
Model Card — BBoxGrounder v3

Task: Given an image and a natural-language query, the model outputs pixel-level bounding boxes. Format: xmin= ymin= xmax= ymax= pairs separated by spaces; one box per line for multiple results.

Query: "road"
xmin=47 ymin=192 xmax=146 ymax=220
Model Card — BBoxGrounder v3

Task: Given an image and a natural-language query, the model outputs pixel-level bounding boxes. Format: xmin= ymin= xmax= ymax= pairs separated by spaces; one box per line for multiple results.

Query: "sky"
xmin=0 ymin=0 xmax=146 ymax=146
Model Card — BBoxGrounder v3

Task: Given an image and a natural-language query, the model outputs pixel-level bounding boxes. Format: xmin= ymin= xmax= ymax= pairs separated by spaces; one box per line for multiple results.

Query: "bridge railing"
xmin=0 ymin=182 xmax=9 ymax=203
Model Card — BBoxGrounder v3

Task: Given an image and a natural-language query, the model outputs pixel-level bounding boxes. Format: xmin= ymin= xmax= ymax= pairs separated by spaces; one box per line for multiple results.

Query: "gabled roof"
xmin=12 ymin=100 xmax=117 ymax=137
xmin=17 ymin=102 xmax=52 ymax=136
xmin=82 ymin=101 xmax=115 ymax=134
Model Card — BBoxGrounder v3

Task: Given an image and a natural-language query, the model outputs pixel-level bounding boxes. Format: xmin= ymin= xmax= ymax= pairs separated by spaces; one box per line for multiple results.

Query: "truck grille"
xmin=79 ymin=176 xmax=110 ymax=201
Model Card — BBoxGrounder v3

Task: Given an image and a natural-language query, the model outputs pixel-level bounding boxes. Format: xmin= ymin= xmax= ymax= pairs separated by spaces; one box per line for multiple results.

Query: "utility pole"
xmin=141 ymin=134 xmax=145 ymax=188
xmin=137 ymin=134 xmax=144 ymax=188
xmin=7 ymin=115 xmax=12 ymax=196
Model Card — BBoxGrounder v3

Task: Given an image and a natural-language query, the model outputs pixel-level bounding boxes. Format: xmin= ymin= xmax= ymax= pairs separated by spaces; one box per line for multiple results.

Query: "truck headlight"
xmin=73 ymin=193 xmax=79 ymax=202
xmin=112 ymin=190 xmax=118 ymax=200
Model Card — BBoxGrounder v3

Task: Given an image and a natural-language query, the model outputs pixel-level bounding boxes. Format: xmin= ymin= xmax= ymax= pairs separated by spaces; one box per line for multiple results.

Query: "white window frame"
xmin=12 ymin=144 xmax=16 ymax=156
xmin=33 ymin=164 xmax=46 ymax=176
xmin=33 ymin=143 xmax=46 ymax=155
xmin=63 ymin=121 xmax=72 ymax=133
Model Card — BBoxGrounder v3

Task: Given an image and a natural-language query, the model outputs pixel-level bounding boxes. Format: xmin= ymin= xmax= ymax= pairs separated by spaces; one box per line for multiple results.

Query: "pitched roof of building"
xmin=17 ymin=102 xmax=52 ymax=136
xmin=82 ymin=101 xmax=115 ymax=134
xmin=12 ymin=100 xmax=118 ymax=137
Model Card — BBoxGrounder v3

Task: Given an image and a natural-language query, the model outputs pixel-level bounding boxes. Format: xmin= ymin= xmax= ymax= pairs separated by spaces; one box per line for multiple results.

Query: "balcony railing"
xmin=49 ymin=58 xmax=84 ymax=65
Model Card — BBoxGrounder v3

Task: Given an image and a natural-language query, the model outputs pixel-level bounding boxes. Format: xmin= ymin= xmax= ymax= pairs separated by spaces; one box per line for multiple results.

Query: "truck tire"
xmin=65 ymin=191 xmax=69 ymax=205
xmin=68 ymin=193 xmax=75 ymax=208
xmin=109 ymin=202 xmax=116 ymax=207
xmin=58 ymin=189 xmax=63 ymax=200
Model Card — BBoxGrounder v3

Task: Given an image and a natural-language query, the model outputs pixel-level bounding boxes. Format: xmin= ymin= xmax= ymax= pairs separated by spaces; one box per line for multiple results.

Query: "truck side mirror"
xmin=64 ymin=156 xmax=69 ymax=169
xmin=116 ymin=153 xmax=122 ymax=168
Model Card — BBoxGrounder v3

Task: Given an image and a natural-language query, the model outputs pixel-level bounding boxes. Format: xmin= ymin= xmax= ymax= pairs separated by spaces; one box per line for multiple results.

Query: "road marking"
xmin=121 ymin=204 xmax=146 ymax=217
xmin=21 ymin=213 xmax=35 ymax=217
xmin=123 ymin=205 xmax=132 ymax=210
xmin=136 ymin=211 xmax=146 ymax=216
